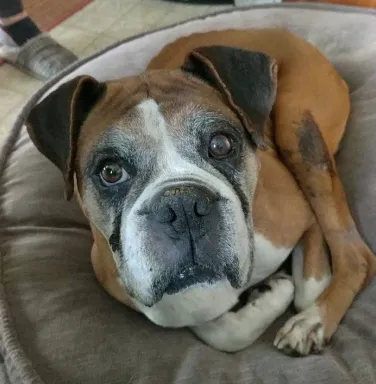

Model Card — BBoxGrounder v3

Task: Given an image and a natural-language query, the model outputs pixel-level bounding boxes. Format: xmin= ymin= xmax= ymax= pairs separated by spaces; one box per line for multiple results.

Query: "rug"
xmin=23 ymin=0 xmax=93 ymax=31
xmin=235 ymin=0 xmax=376 ymax=6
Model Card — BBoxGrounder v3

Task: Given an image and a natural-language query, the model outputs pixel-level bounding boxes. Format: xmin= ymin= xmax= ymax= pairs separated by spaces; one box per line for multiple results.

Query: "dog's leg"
xmin=293 ymin=222 xmax=332 ymax=313
xmin=273 ymin=105 xmax=376 ymax=355
xmin=191 ymin=273 xmax=294 ymax=352
xmin=274 ymin=222 xmax=332 ymax=355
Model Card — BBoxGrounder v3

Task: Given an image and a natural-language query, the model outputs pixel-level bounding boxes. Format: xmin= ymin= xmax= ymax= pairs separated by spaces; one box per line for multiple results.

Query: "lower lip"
xmin=164 ymin=265 xmax=221 ymax=295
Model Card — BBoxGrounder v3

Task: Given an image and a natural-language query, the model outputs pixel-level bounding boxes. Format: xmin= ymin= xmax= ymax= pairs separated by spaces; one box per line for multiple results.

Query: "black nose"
xmin=150 ymin=185 xmax=217 ymax=235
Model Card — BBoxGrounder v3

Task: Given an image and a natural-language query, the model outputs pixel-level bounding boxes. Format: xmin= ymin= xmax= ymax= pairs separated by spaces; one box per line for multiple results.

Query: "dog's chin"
xmin=134 ymin=277 xmax=249 ymax=327
xmin=126 ymin=251 xmax=251 ymax=309
xmin=163 ymin=262 xmax=246 ymax=297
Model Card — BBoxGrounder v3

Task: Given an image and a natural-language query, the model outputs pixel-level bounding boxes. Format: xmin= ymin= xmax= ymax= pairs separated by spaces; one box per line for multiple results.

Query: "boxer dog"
xmin=26 ymin=28 xmax=376 ymax=356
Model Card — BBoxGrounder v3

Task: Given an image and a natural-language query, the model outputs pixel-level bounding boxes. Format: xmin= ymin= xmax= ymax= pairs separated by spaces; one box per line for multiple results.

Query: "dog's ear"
xmin=182 ymin=46 xmax=278 ymax=149
xmin=26 ymin=75 xmax=107 ymax=200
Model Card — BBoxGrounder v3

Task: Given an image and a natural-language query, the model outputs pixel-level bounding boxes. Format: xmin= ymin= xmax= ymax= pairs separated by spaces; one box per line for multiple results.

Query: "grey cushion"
xmin=1 ymin=4 xmax=376 ymax=384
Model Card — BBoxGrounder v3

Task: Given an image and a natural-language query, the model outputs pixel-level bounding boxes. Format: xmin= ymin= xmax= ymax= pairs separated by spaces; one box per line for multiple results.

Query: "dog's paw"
xmin=249 ymin=272 xmax=294 ymax=307
xmin=191 ymin=273 xmax=294 ymax=353
xmin=274 ymin=305 xmax=325 ymax=356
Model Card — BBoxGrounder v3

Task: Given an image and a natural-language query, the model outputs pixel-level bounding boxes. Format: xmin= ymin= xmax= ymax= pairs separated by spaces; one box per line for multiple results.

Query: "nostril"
xmin=194 ymin=197 xmax=213 ymax=217
xmin=156 ymin=206 xmax=177 ymax=223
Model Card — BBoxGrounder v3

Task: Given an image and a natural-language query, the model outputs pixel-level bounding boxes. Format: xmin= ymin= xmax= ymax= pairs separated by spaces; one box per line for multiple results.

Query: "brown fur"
xmin=301 ymin=222 xmax=331 ymax=280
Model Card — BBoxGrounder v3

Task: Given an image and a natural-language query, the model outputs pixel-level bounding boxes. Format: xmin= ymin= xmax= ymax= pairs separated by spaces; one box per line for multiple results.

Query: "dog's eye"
xmin=209 ymin=134 xmax=233 ymax=159
xmin=99 ymin=162 xmax=129 ymax=186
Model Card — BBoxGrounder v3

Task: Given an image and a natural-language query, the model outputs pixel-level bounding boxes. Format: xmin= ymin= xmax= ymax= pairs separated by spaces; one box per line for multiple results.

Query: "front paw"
xmin=250 ymin=272 xmax=294 ymax=305
xmin=191 ymin=273 xmax=294 ymax=352
xmin=274 ymin=305 xmax=325 ymax=356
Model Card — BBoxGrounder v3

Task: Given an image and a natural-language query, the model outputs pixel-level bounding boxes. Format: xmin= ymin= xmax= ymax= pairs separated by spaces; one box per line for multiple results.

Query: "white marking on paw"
xmin=294 ymin=277 xmax=331 ymax=312
xmin=292 ymin=240 xmax=331 ymax=312
xmin=191 ymin=273 xmax=294 ymax=352
xmin=274 ymin=305 xmax=325 ymax=356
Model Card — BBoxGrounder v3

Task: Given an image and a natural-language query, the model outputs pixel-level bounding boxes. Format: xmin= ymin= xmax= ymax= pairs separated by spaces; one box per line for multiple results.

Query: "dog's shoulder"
xmin=254 ymin=148 xmax=314 ymax=249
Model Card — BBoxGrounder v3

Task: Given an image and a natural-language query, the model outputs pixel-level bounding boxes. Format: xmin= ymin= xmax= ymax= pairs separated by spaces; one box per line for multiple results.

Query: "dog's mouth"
xmin=163 ymin=261 xmax=244 ymax=297
xmin=164 ymin=265 xmax=223 ymax=296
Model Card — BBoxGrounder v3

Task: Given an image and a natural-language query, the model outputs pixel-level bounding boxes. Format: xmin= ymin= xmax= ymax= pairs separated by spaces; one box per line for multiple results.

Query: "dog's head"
xmin=26 ymin=46 xmax=277 ymax=314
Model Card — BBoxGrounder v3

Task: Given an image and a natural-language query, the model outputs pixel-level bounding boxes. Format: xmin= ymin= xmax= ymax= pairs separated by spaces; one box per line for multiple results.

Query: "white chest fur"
xmin=134 ymin=232 xmax=292 ymax=328
xmin=249 ymin=233 xmax=293 ymax=286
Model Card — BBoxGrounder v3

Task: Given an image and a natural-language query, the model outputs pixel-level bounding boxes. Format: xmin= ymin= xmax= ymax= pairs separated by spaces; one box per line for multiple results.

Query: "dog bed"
xmin=1 ymin=4 xmax=376 ymax=384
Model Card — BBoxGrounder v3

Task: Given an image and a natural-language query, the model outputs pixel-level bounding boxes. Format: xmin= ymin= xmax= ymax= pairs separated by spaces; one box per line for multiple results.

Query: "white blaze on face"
xmin=119 ymin=98 xmax=252 ymax=311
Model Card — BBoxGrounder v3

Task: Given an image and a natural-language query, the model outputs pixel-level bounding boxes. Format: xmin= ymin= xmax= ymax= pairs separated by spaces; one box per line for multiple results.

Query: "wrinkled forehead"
xmin=77 ymin=72 xmax=240 ymax=165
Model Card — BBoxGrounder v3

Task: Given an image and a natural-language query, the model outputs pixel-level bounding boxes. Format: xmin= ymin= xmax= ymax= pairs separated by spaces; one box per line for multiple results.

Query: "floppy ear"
xmin=26 ymin=75 xmax=107 ymax=200
xmin=182 ymin=46 xmax=278 ymax=149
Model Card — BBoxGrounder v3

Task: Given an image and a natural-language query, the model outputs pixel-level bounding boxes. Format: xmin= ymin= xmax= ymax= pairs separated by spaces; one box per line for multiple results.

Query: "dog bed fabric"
xmin=1 ymin=4 xmax=376 ymax=384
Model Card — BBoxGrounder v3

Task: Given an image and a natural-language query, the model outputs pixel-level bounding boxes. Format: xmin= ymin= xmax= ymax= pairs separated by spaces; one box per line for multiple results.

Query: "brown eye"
xmin=100 ymin=163 xmax=128 ymax=186
xmin=209 ymin=134 xmax=233 ymax=158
